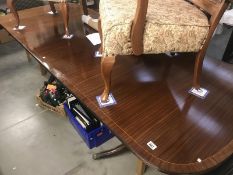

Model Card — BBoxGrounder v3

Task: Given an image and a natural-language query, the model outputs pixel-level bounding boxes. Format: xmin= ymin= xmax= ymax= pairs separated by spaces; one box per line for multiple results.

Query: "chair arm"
xmin=131 ymin=0 xmax=148 ymax=55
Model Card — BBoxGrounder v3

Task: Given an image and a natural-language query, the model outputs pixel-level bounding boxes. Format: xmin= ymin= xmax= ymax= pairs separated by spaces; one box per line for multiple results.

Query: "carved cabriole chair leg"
xmin=136 ymin=159 xmax=146 ymax=175
xmin=49 ymin=1 xmax=57 ymax=14
xmin=59 ymin=2 xmax=70 ymax=37
xmin=193 ymin=49 xmax=205 ymax=89
xmin=101 ymin=56 xmax=116 ymax=102
xmin=7 ymin=0 xmax=20 ymax=29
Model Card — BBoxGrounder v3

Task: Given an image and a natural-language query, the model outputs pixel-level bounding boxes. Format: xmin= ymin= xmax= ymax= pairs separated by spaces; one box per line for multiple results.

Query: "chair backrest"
xmin=184 ymin=0 xmax=229 ymax=52
xmin=191 ymin=0 xmax=223 ymax=15
xmin=189 ymin=0 xmax=228 ymax=25
xmin=131 ymin=0 xmax=230 ymax=55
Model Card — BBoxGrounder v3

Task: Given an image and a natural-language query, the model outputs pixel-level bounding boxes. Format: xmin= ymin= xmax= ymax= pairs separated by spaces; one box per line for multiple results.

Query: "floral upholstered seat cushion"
xmin=99 ymin=0 xmax=210 ymax=56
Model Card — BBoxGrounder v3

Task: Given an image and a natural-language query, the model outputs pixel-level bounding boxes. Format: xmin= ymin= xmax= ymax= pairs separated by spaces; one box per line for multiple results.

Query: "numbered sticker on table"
xmin=147 ymin=141 xmax=157 ymax=150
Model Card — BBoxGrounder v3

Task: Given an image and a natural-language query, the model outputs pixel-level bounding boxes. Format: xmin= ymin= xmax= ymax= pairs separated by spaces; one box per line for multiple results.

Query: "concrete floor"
xmin=0 ymin=41 xmax=166 ymax=175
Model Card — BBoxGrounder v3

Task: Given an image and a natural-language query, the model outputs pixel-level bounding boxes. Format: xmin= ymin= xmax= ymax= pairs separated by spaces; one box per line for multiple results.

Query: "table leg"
xmin=59 ymin=2 xmax=73 ymax=39
xmin=6 ymin=0 xmax=20 ymax=30
xmin=136 ymin=159 xmax=146 ymax=175
xmin=92 ymin=144 xmax=127 ymax=160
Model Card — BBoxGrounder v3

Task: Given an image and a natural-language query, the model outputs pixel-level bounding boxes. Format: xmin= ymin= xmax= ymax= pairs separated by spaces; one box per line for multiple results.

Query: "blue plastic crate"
xmin=64 ymin=103 xmax=114 ymax=149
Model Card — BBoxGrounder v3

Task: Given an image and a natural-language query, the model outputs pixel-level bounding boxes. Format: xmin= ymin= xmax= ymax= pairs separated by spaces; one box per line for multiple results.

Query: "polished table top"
xmin=1 ymin=4 xmax=233 ymax=174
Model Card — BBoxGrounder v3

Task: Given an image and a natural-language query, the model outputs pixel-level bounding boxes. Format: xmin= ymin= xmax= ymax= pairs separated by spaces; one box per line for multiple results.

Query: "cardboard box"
xmin=0 ymin=29 xmax=13 ymax=44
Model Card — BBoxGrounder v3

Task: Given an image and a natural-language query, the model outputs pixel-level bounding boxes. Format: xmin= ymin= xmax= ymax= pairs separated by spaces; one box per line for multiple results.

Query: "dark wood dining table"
xmin=0 ymin=3 xmax=233 ymax=175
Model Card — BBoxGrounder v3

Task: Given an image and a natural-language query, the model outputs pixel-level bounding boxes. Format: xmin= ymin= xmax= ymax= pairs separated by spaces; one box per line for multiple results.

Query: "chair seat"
xmin=99 ymin=0 xmax=210 ymax=56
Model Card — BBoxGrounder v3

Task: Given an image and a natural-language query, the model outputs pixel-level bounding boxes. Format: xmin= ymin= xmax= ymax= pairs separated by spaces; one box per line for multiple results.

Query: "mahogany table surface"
xmin=0 ymin=4 xmax=233 ymax=174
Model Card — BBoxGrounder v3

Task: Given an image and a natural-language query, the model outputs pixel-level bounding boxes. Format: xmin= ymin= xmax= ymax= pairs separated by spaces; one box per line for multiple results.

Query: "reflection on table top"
xmin=1 ymin=4 xmax=233 ymax=174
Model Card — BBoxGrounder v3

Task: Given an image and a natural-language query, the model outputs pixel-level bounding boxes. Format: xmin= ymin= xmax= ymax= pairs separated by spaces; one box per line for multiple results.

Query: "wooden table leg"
xmin=6 ymin=0 xmax=20 ymax=29
xmin=136 ymin=159 xmax=146 ymax=175
xmin=59 ymin=2 xmax=73 ymax=39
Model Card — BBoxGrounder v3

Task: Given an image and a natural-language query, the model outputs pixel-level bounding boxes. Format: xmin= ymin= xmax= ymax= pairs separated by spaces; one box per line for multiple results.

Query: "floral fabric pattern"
xmin=99 ymin=0 xmax=210 ymax=56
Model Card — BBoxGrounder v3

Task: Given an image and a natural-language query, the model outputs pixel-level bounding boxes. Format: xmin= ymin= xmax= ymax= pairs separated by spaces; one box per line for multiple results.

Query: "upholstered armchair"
xmin=98 ymin=0 xmax=231 ymax=102
xmin=7 ymin=0 xmax=72 ymax=38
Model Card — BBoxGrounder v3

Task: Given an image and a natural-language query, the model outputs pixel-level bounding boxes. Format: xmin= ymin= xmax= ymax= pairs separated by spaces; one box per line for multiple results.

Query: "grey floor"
xmin=0 ymin=41 xmax=166 ymax=175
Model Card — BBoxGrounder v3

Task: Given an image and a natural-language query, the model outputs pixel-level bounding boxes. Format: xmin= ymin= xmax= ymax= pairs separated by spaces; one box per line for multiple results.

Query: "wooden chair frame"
xmin=99 ymin=0 xmax=231 ymax=102
xmin=6 ymin=0 xmax=71 ymax=37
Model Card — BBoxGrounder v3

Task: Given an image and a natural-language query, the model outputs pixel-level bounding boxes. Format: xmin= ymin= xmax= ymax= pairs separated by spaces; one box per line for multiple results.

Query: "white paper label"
xmin=147 ymin=141 xmax=157 ymax=150
xmin=86 ymin=33 xmax=101 ymax=46
xmin=189 ymin=87 xmax=209 ymax=99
